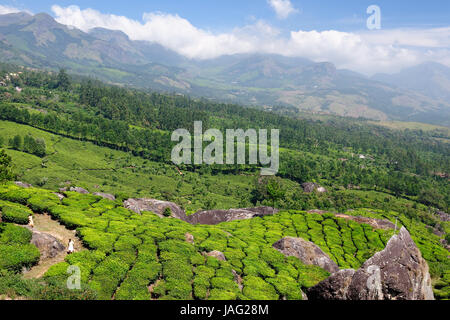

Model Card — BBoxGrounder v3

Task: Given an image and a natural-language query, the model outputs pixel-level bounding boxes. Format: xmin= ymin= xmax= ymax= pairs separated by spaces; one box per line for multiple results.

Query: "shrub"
xmin=209 ymin=288 xmax=237 ymax=300
xmin=210 ymin=277 xmax=239 ymax=294
xmin=115 ymin=261 xmax=161 ymax=300
xmin=0 ymin=243 xmax=40 ymax=272
xmin=164 ymin=279 xmax=192 ymax=300
xmin=90 ymin=255 xmax=129 ymax=300
xmin=77 ymin=228 xmax=118 ymax=253
xmin=162 ymin=259 xmax=193 ymax=282
xmin=193 ymin=284 xmax=208 ymax=300
xmin=163 ymin=207 xmax=172 ymax=217
xmin=0 ymin=203 xmax=31 ymax=225
xmin=242 ymin=276 xmax=278 ymax=300
xmin=0 ymin=223 xmax=32 ymax=245
xmin=267 ymin=274 xmax=303 ymax=300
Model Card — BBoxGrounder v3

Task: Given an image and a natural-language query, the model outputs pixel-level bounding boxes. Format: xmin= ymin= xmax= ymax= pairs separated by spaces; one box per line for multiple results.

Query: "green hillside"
xmin=0 ymin=64 xmax=448 ymax=300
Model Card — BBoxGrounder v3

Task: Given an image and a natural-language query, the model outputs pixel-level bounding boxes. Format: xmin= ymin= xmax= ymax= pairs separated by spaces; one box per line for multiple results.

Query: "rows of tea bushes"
xmin=0 ymin=200 xmax=32 ymax=225
xmin=0 ymin=182 xmax=448 ymax=300
xmin=0 ymin=221 xmax=40 ymax=273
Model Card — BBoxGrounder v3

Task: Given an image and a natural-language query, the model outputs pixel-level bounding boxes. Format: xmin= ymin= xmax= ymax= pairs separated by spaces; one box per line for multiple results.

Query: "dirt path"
xmin=22 ymin=213 xmax=85 ymax=279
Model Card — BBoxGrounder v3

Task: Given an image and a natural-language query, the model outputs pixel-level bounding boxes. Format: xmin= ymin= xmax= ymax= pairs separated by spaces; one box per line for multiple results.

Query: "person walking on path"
xmin=67 ymin=239 xmax=75 ymax=254
xmin=28 ymin=215 xmax=34 ymax=229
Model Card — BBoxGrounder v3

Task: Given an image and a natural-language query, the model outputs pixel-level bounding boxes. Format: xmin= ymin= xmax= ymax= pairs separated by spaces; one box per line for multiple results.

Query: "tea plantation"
xmin=0 ymin=182 xmax=448 ymax=300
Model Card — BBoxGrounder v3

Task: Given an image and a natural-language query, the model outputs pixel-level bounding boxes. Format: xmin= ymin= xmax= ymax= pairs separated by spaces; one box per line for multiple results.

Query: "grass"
xmin=0 ymin=120 xmax=255 ymax=212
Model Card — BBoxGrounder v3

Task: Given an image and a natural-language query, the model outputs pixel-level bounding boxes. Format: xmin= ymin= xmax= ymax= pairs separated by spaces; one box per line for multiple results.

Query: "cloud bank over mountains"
xmin=0 ymin=5 xmax=22 ymax=15
xmin=3 ymin=4 xmax=450 ymax=75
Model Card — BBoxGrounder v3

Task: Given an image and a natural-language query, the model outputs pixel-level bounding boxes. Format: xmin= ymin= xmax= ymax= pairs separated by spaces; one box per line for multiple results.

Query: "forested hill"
xmin=1 ymin=12 xmax=449 ymax=126
xmin=0 ymin=64 xmax=448 ymax=212
xmin=0 ymin=63 xmax=449 ymax=300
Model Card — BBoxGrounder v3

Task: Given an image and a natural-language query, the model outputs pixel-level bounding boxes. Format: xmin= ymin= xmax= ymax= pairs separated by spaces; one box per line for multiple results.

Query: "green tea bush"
xmin=77 ymin=227 xmax=118 ymax=253
xmin=242 ymin=276 xmax=278 ymax=300
xmin=89 ymin=255 xmax=130 ymax=300
xmin=115 ymin=261 xmax=161 ymax=300
xmin=193 ymin=283 xmax=208 ymax=300
xmin=267 ymin=274 xmax=303 ymax=300
xmin=209 ymin=288 xmax=237 ymax=300
xmin=0 ymin=223 xmax=32 ymax=244
xmin=0 ymin=243 xmax=40 ymax=272
xmin=0 ymin=202 xmax=32 ymax=225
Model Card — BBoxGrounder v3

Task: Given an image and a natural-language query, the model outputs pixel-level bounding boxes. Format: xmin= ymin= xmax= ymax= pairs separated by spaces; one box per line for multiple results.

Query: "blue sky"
xmin=0 ymin=1 xmax=449 ymax=74
xmin=3 ymin=0 xmax=450 ymax=31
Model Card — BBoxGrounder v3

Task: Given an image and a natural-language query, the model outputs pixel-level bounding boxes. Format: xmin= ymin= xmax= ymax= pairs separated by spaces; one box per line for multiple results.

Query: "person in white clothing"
xmin=28 ymin=215 xmax=34 ymax=229
xmin=67 ymin=239 xmax=75 ymax=254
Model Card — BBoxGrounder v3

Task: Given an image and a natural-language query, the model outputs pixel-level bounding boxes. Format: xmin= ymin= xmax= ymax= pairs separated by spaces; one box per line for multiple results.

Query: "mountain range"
xmin=0 ymin=12 xmax=449 ymax=126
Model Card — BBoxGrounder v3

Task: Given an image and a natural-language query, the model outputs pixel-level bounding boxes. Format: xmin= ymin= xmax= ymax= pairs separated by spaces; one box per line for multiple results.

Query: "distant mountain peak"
xmin=89 ymin=27 xmax=131 ymax=42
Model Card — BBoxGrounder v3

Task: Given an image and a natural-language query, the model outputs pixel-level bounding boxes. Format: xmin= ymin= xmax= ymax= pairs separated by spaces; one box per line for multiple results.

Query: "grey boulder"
xmin=272 ymin=237 xmax=339 ymax=274
xmin=307 ymin=227 xmax=435 ymax=300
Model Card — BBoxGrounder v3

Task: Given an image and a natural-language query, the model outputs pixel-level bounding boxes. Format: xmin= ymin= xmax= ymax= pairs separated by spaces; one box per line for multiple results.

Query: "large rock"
xmin=69 ymin=187 xmax=89 ymax=194
xmin=307 ymin=227 xmax=435 ymax=300
xmin=29 ymin=229 xmax=65 ymax=259
xmin=186 ymin=207 xmax=278 ymax=225
xmin=205 ymin=250 xmax=226 ymax=261
xmin=123 ymin=198 xmax=187 ymax=221
xmin=93 ymin=192 xmax=116 ymax=201
xmin=272 ymin=237 xmax=339 ymax=274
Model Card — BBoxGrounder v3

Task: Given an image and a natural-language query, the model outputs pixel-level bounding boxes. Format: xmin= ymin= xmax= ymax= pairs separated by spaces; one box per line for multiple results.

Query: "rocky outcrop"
xmin=69 ymin=187 xmax=89 ymax=194
xmin=15 ymin=181 xmax=32 ymax=188
xmin=123 ymin=198 xmax=187 ymax=221
xmin=28 ymin=229 xmax=65 ymax=259
xmin=205 ymin=250 xmax=226 ymax=261
xmin=307 ymin=210 xmax=395 ymax=230
xmin=272 ymin=237 xmax=339 ymax=274
xmin=53 ymin=193 xmax=65 ymax=200
xmin=302 ymin=183 xmax=327 ymax=193
xmin=93 ymin=192 xmax=116 ymax=201
xmin=436 ymin=211 xmax=450 ymax=222
xmin=335 ymin=214 xmax=395 ymax=230
xmin=186 ymin=207 xmax=278 ymax=225
xmin=307 ymin=227 xmax=435 ymax=300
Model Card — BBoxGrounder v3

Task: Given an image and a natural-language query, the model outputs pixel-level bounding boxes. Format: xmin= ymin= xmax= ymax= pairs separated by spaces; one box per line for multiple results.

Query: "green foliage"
xmin=0 ymin=201 xmax=32 ymax=224
xmin=0 ymin=270 xmax=97 ymax=300
xmin=242 ymin=276 xmax=278 ymax=300
xmin=163 ymin=207 xmax=172 ymax=217
xmin=0 ymin=150 xmax=14 ymax=182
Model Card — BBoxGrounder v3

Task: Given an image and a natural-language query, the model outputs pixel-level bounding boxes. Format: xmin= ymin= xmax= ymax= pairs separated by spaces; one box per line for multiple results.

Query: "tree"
xmin=0 ymin=149 xmax=15 ymax=182
xmin=57 ymin=69 xmax=71 ymax=91
xmin=266 ymin=178 xmax=285 ymax=207
xmin=0 ymin=136 xmax=3 ymax=147
xmin=10 ymin=135 xmax=22 ymax=151
xmin=34 ymin=138 xmax=46 ymax=157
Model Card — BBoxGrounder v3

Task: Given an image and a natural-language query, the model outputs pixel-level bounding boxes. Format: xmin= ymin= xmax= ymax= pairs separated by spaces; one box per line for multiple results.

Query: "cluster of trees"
xmin=7 ymin=134 xmax=46 ymax=157
xmin=0 ymin=64 xmax=448 ymax=210
xmin=0 ymin=150 xmax=15 ymax=182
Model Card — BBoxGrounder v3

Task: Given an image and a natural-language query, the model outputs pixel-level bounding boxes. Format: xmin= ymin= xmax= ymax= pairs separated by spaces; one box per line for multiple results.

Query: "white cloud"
xmin=267 ymin=0 xmax=299 ymax=19
xmin=51 ymin=5 xmax=450 ymax=75
xmin=0 ymin=5 xmax=21 ymax=15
